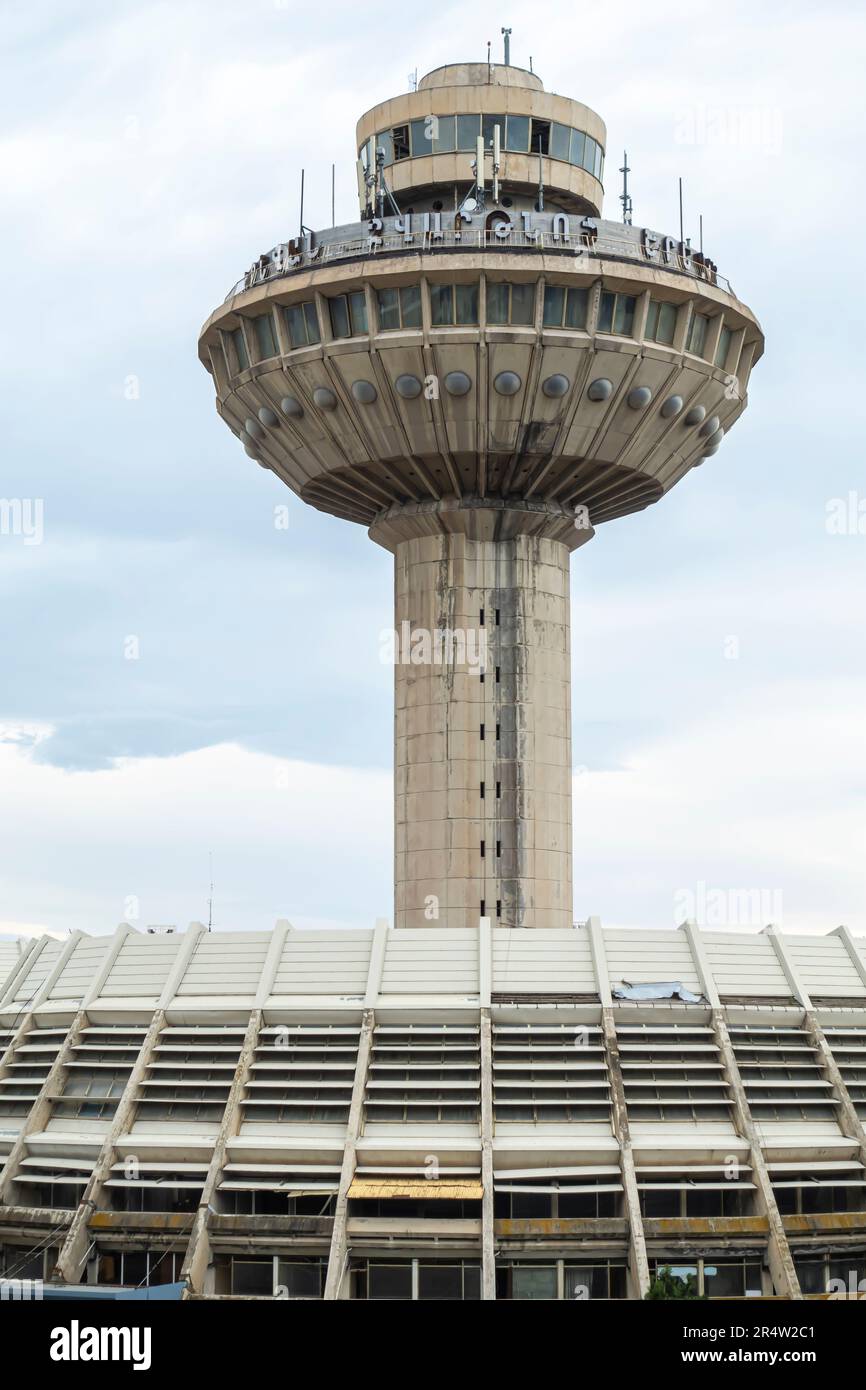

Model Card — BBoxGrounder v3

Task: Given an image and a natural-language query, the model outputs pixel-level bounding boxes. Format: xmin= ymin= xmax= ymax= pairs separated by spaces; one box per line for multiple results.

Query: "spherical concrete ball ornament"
xmin=684 ymin=404 xmax=707 ymax=427
xmin=352 ymin=380 xmax=378 ymax=405
xmin=257 ymin=406 xmax=279 ymax=428
xmin=706 ymin=427 xmax=724 ymax=449
xmin=444 ymin=371 xmax=472 ymax=397
xmin=661 ymin=395 xmax=683 ymax=419
xmin=494 ymin=371 xmax=522 ymax=396
xmin=280 ymin=396 xmax=304 ymax=419
xmin=245 ymin=416 xmax=266 ymax=441
xmin=243 ymin=441 xmax=260 ymax=460
xmin=627 ymin=386 xmax=653 ymax=410
xmin=701 ymin=442 xmax=721 ymax=458
xmin=700 ymin=414 xmax=721 ymax=438
xmin=542 ymin=374 xmax=570 ymax=399
xmin=313 ymin=387 xmax=337 ymax=411
xmin=395 ymin=374 xmax=422 ymax=399
xmin=587 ymin=378 xmax=613 ymax=402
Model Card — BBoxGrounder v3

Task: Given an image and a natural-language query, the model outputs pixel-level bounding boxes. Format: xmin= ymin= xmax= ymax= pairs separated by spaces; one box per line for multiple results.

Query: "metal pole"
xmin=699 ymin=213 xmax=703 ymax=256
xmin=299 ymin=168 xmax=305 ymax=238
xmin=331 ymin=163 xmax=335 ymax=227
xmin=678 ymin=177 xmax=684 ymax=247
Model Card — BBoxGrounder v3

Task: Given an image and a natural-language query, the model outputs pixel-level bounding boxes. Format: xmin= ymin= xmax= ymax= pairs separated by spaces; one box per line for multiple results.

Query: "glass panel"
xmin=714 ymin=324 xmax=733 ymax=367
xmin=348 ymin=291 xmax=368 ymax=335
xmin=418 ymin=1264 xmax=463 ymax=1300
xmin=482 ymin=114 xmax=505 ymax=148
xmin=278 ymin=1262 xmax=322 ymax=1298
xmin=543 ymin=285 xmax=565 ymax=327
xmin=510 ymin=282 xmax=535 ymax=325
xmin=455 ymin=282 xmax=479 ymax=325
xmin=430 ymin=283 xmax=454 ymax=325
xmin=377 ymin=287 xmax=400 ymax=330
xmin=569 ymin=128 xmax=585 ymax=167
xmin=704 ymin=1263 xmax=745 ymax=1298
xmin=433 ymin=115 xmax=456 ymax=153
xmin=464 ymin=1265 xmax=481 ymax=1300
xmin=487 ymin=282 xmax=509 ymax=325
xmin=657 ymin=301 xmax=677 ymax=344
xmin=303 ymin=301 xmax=320 ymax=344
xmin=583 ymin=136 xmax=596 ymax=174
xmin=369 ymin=1262 xmax=412 ymax=1299
xmin=551 ymin=122 xmax=571 ymax=161
xmin=400 ymin=284 xmax=422 ymax=327
xmin=232 ymin=1259 xmax=273 ymax=1296
xmin=688 ymin=312 xmax=709 ymax=356
xmin=597 ymin=292 xmax=615 ymax=333
xmin=794 ymin=1260 xmax=826 ymax=1294
xmin=286 ymin=303 xmax=309 ymax=346
xmin=594 ymin=142 xmax=604 ymax=180
xmin=253 ymin=313 xmax=277 ymax=361
xmin=513 ymin=1266 xmax=556 ymax=1300
xmin=329 ymin=296 xmax=351 ymax=339
xmin=231 ymin=327 xmax=248 ymax=370
xmin=645 ymin=300 xmax=660 ymax=340
xmin=614 ymin=294 xmax=636 ymax=335
xmin=565 ymin=287 xmax=588 ymax=329
xmin=376 ymin=129 xmax=393 ymax=166
xmin=530 ymin=119 xmax=550 ymax=155
xmin=506 ymin=114 xmax=530 ymax=153
xmin=457 ymin=113 xmax=480 ymax=150
xmin=410 ymin=118 xmax=430 ymax=156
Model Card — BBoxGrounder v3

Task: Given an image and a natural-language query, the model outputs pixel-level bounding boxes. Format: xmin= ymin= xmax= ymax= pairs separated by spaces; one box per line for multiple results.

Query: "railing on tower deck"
xmin=223 ymin=227 xmax=734 ymax=301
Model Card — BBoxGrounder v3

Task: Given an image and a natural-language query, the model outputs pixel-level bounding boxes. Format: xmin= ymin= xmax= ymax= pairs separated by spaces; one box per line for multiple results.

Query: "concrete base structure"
xmin=2 ymin=922 xmax=866 ymax=1302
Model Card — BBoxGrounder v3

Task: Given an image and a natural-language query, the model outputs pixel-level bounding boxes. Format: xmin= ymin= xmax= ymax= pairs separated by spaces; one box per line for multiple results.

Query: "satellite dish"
xmin=461 ymin=197 xmax=478 ymax=214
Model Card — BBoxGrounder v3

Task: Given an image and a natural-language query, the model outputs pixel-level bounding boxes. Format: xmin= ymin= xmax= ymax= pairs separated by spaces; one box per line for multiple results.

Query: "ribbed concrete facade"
xmin=2 ymin=923 xmax=866 ymax=1300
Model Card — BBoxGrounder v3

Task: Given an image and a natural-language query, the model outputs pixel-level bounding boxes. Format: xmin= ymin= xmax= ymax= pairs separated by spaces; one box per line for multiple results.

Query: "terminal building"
xmin=3 ymin=49 xmax=861 ymax=1301
xmin=1 ymin=922 xmax=866 ymax=1300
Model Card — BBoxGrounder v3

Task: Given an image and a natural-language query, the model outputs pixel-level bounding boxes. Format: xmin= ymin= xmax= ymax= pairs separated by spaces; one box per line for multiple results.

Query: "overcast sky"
xmin=1 ymin=0 xmax=864 ymax=939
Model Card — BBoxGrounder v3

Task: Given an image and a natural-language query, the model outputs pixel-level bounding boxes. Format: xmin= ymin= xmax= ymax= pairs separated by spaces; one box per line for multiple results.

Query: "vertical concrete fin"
xmin=364 ymin=919 xmax=389 ymax=1007
xmin=764 ymin=926 xmax=812 ymax=1008
xmin=325 ymin=1008 xmax=375 ymax=1299
xmin=480 ymin=1008 xmax=495 ymax=1298
xmin=681 ymin=920 xmax=720 ymax=1007
xmin=54 ymin=1008 xmax=167 ymax=1283
xmin=180 ymin=1008 xmax=262 ymax=1295
xmin=711 ymin=1009 xmax=801 ymax=1298
xmin=587 ymin=916 xmax=612 ymax=1006
xmin=601 ymin=1007 xmax=649 ymax=1297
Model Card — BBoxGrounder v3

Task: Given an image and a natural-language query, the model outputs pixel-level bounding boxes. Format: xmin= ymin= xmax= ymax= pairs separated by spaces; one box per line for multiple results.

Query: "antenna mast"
xmin=501 ymin=27 xmax=512 ymax=65
xmin=619 ymin=151 xmax=632 ymax=225
xmin=207 ymin=852 xmax=213 ymax=933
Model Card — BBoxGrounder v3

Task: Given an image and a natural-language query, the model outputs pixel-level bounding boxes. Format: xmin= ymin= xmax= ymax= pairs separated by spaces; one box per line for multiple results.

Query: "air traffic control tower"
xmin=198 ymin=45 xmax=763 ymax=931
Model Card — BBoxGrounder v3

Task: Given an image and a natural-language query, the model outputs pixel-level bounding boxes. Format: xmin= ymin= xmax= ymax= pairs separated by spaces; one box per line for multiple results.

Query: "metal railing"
xmin=224 ymin=228 xmax=732 ymax=301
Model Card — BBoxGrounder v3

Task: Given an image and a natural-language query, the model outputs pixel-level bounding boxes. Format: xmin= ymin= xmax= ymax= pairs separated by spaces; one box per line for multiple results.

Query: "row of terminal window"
xmin=361 ymin=114 xmax=604 ymax=180
xmin=227 ymin=286 xmax=733 ymax=371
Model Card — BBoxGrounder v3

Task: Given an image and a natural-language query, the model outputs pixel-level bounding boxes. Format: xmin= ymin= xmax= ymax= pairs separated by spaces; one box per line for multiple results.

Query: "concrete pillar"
xmin=324 ymin=1008 xmax=375 ymax=1300
xmin=180 ymin=1008 xmax=262 ymax=1296
xmin=601 ymin=1008 xmax=650 ymax=1297
xmin=711 ymin=1010 xmax=801 ymax=1298
xmin=53 ymin=1009 xmax=167 ymax=1283
xmin=480 ymin=1008 xmax=496 ymax=1299
xmin=391 ymin=531 xmax=573 ymax=928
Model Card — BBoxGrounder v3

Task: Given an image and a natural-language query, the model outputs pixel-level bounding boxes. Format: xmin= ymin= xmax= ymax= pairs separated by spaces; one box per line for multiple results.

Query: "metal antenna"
xmin=678 ymin=176 xmax=684 ymax=247
xmin=207 ymin=852 xmax=213 ymax=933
xmin=331 ymin=163 xmax=335 ymax=227
xmin=699 ymin=213 xmax=704 ymax=256
xmin=501 ymin=27 xmax=512 ymax=65
xmin=408 ymin=68 xmax=418 ymax=91
xmin=299 ymin=168 xmax=305 ymax=238
xmin=619 ymin=150 xmax=632 ymax=225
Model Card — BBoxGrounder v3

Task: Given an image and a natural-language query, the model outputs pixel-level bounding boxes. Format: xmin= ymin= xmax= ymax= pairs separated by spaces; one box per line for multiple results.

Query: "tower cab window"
xmin=530 ymin=118 xmax=550 ymax=154
xmin=505 ymin=114 xmax=530 ymax=152
xmin=430 ymin=283 xmax=479 ymax=327
xmin=252 ymin=312 xmax=277 ymax=361
xmin=543 ymin=285 xmax=588 ymax=330
xmin=598 ymin=291 xmax=636 ymax=336
xmin=687 ymin=311 xmax=710 ymax=357
xmin=392 ymin=125 xmax=410 ymax=161
xmin=329 ymin=292 xmax=368 ymax=339
xmin=488 ymin=282 xmax=535 ymax=326
xmin=284 ymin=301 xmax=320 ymax=349
xmin=645 ymin=299 xmax=677 ymax=346
xmin=229 ymin=327 xmax=248 ymax=372
xmin=377 ymin=285 xmax=422 ymax=330
xmin=456 ymin=114 xmax=480 ymax=150
xmin=714 ymin=324 xmax=733 ymax=368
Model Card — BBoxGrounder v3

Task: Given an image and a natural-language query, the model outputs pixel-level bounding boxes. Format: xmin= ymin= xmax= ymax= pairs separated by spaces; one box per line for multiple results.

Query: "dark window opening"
xmin=530 ymin=119 xmax=551 ymax=155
